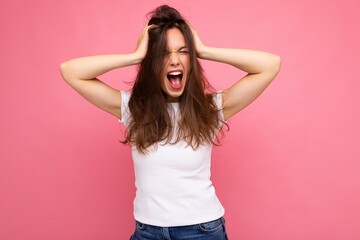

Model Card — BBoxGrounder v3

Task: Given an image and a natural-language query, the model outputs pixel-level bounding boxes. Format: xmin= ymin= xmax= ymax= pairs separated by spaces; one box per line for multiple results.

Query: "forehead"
xmin=166 ymin=28 xmax=187 ymax=50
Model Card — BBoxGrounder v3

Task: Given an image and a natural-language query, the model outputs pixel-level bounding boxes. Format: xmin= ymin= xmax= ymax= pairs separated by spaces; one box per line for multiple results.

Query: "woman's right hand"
xmin=134 ymin=25 xmax=155 ymax=62
xmin=60 ymin=25 xmax=157 ymax=119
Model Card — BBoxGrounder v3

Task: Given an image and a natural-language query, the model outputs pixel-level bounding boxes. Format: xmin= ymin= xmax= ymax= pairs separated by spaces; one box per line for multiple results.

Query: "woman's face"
xmin=161 ymin=28 xmax=190 ymax=102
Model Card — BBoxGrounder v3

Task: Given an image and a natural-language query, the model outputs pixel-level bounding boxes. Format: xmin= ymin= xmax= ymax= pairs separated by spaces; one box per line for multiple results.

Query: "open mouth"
xmin=167 ymin=70 xmax=183 ymax=89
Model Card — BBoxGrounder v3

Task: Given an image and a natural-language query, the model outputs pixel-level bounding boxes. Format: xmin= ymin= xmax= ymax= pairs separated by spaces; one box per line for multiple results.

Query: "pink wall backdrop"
xmin=1 ymin=0 xmax=359 ymax=239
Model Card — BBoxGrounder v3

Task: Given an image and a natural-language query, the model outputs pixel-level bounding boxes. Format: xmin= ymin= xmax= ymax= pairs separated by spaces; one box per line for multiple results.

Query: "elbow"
xmin=263 ymin=54 xmax=281 ymax=75
xmin=273 ymin=55 xmax=282 ymax=74
xmin=59 ymin=61 xmax=72 ymax=82
xmin=263 ymin=55 xmax=281 ymax=81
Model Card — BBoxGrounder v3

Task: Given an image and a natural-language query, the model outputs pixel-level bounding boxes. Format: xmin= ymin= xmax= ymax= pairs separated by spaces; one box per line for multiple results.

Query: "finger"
xmin=139 ymin=24 xmax=156 ymax=38
xmin=146 ymin=24 xmax=157 ymax=32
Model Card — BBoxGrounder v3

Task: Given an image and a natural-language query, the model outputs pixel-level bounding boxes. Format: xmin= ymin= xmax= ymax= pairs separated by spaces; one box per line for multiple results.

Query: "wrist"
xmin=130 ymin=51 xmax=145 ymax=65
xmin=197 ymin=45 xmax=212 ymax=60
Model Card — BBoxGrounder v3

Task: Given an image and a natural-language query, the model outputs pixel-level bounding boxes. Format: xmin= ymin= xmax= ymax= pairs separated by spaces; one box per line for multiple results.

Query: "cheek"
xmin=163 ymin=56 xmax=170 ymax=65
xmin=181 ymin=56 xmax=190 ymax=69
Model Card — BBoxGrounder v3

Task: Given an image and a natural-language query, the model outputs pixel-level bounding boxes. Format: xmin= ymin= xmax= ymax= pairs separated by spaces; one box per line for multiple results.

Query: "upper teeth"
xmin=168 ymin=71 xmax=182 ymax=76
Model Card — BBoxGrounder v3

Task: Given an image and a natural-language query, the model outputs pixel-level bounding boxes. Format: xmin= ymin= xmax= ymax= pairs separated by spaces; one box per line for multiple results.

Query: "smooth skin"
xmin=161 ymin=28 xmax=190 ymax=102
xmin=60 ymin=25 xmax=281 ymax=121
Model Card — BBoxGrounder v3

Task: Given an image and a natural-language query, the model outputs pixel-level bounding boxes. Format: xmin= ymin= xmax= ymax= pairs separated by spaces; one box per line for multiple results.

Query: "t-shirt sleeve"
xmin=213 ymin=91 xmax=226 ymax=125
xmin=118 ymin=90 xmax=131 ymax=127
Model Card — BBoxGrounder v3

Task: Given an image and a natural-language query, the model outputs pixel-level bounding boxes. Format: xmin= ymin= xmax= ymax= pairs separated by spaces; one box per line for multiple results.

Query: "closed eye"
xmin=178 ymin=46 xmax=188 ymax=54
xmin=164 ymin=47 xmax=189 ymax=55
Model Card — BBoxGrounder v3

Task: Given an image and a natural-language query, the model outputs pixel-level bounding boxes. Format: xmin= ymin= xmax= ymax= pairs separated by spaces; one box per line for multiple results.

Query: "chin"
xmin=164 ymin=90 xmax=184 ymax=102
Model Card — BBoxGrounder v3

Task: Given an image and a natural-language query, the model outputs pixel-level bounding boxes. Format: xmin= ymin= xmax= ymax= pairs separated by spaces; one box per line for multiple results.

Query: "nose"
xmin=169 ymin=52 xmax=180 ymax=66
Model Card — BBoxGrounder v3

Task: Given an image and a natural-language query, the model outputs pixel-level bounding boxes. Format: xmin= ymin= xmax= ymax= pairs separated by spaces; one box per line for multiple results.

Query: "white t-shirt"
xmin=119 ymin=90 xmax=225 ymax=227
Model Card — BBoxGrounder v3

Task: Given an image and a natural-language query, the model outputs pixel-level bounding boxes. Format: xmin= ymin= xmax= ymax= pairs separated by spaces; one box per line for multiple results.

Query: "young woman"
xmin=60 ymin=5 xmax=281 ymax=240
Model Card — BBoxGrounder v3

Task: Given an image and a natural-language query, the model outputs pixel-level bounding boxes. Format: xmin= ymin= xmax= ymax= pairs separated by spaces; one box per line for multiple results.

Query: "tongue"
xmin=169 ymin=76 xmax=182 ymax=89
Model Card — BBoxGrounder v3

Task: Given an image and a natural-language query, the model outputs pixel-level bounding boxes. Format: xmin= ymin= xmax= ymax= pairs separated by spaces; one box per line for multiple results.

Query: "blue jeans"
xmin=129 ymin=217 xmax=229 ymax=240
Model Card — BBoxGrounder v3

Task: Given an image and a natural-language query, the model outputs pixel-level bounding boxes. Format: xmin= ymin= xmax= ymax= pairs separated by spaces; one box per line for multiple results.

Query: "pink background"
xmin=1 ymin=0 xmax=359 ymax=239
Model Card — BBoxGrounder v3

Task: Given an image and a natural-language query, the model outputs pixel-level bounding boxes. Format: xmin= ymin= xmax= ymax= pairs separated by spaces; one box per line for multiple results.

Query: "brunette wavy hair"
xmin=123 ymin=5 xmax=225 ymax=153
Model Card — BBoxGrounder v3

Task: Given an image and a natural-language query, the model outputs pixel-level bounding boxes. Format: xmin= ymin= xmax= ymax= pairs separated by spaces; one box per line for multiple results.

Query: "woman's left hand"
xmin=189 ymin=25 xmax=206 ymax=58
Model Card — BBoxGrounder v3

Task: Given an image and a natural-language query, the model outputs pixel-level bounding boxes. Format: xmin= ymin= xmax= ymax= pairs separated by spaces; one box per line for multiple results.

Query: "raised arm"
xmin=192 ymin=28 xmax=281 ymax=121
xmin=60 ymin=25 xmax=152 ymax=119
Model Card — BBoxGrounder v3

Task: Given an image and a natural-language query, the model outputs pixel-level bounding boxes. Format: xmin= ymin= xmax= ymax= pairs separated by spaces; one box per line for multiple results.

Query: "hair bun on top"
xmin=147 ymin=5 xmax=185 ymax=26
